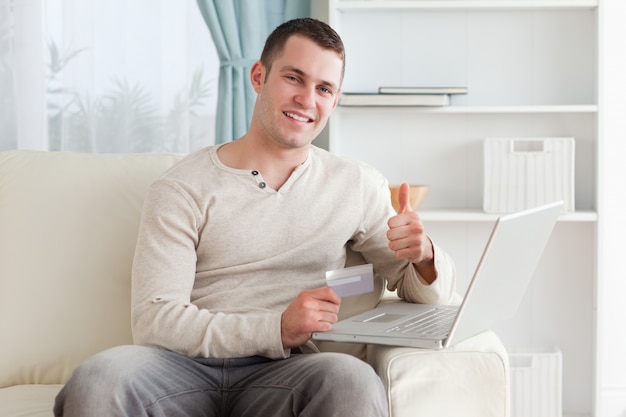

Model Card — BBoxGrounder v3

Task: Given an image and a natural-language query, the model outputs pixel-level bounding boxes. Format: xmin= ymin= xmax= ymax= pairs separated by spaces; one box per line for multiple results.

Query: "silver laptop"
xmin=313 ymin=201 xmax=563 ymax=349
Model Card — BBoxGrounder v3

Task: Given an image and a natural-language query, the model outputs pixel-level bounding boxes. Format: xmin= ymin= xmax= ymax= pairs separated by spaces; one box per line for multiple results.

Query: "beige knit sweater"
xmin=131 ymin=144 xmax=456 ymax=359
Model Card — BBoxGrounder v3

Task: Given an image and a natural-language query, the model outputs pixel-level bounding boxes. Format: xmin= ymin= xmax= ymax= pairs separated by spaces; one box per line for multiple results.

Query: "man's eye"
xmin=319 ymin=86 xmax=332 ymax=95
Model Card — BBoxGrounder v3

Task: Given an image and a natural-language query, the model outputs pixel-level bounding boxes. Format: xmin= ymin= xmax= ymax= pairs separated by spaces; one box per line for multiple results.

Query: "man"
xmin=54 ymin=17 xmax=455 ymax=417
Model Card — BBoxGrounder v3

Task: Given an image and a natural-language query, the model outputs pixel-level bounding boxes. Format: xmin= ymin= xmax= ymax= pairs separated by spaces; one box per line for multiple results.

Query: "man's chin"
xmin=279 ymin=134 xmax=317 ymax=149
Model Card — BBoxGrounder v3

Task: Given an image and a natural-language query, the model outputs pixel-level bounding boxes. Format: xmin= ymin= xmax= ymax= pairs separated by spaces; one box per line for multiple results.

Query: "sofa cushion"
xmin=0 ymin=385 xmax=62 ymax=417
xmin=0 ymin=151 xmax=183 ymax=387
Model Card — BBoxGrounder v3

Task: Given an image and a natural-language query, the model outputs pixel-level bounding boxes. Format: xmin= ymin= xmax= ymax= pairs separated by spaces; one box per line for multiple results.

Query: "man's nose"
xmin=295 ymin=86 xmax=315 ymax=108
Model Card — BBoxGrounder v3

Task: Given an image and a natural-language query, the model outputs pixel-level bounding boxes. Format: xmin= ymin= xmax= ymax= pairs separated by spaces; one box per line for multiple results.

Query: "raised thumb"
xmin=397 ymin=183 xmax=413 ymax=214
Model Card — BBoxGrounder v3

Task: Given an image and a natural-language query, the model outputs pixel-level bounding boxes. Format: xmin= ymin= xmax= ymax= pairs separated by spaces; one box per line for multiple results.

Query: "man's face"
xmin=252 ymin=35 xmax=343 ymax=150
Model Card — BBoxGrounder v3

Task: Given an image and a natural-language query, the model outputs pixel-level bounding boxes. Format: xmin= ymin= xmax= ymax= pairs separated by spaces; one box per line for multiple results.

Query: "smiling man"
xmin=54 ymin=18 xmax=456 ymax=417
xmin=217 ymin=22 xmax=343 ymax=191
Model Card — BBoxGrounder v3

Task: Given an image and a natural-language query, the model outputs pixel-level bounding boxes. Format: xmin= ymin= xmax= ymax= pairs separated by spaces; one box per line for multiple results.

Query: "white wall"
xmin=596 ymin=2 xmax=626 ymax=416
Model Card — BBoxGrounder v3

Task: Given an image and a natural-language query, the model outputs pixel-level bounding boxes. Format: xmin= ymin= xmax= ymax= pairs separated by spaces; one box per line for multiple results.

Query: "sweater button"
xmin=258 ymin=182 xmax=266 ymax=189
xmin=251 ymin=170 xmax=259 ymax=175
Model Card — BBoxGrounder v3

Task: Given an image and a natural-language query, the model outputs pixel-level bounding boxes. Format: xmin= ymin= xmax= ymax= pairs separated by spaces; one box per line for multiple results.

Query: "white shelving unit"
xmin=313 ymin=1 xmax=604 ymax=416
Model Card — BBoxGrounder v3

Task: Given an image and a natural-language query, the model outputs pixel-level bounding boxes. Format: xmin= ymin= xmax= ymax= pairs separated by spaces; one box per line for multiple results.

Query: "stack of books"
xmin=338 ymin=86 xmax=467 ymax=107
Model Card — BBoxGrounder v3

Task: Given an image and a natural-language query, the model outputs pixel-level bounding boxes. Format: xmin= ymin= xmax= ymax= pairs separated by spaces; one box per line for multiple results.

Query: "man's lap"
xmin=54 ymin=345 xmax=388 ymax=417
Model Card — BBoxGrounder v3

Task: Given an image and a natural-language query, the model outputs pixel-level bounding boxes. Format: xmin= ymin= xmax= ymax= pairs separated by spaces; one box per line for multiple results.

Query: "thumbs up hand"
xmin=387 ymin=183 xmax=437 ymax=283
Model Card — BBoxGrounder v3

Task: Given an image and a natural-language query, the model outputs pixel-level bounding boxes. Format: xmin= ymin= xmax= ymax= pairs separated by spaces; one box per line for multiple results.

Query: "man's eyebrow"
xmin=281 ymin=65 xmax=338 ymax=92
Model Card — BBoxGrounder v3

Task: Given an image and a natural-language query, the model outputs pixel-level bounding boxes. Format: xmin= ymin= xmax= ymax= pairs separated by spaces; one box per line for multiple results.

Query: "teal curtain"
xmin=196 ymin=0 xmax=310 ymax=144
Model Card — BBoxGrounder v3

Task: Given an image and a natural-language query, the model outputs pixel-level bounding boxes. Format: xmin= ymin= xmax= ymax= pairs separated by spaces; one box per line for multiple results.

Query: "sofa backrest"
xmin=0 ymin=151 xmax=184 ymax=387
xmin=0 ymin=150 xmax=384 ymax=387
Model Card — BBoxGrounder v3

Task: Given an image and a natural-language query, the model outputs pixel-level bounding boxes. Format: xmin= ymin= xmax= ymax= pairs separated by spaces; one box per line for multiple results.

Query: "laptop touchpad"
xmin=359 ymin=313 xmax=405 ymax=323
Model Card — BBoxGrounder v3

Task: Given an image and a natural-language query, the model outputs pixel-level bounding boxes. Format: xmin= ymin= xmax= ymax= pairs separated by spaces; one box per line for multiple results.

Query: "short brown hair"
xmin=260 ymin=18 xmax=345 ymax=84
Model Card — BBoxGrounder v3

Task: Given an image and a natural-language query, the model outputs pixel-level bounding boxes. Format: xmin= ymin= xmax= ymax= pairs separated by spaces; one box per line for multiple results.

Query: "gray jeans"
xmin=54 ymin=345 xmax=388 ymax=417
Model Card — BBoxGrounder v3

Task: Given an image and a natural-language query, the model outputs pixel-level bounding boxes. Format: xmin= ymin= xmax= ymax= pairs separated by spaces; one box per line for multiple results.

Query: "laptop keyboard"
xmin=385 ymin=308 xmax=457 ymax=337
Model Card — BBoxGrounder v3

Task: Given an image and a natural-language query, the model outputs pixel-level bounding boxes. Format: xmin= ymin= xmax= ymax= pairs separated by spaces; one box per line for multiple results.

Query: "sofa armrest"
xmin=367 ymin=330 xmax=509 ymax=417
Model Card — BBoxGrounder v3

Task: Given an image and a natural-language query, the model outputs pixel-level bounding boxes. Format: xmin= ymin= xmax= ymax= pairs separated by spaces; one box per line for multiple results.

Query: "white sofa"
xmin=0 ymin=150 xmax=510 ymax=417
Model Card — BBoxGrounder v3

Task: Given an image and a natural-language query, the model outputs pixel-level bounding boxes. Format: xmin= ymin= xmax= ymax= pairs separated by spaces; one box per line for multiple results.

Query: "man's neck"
xmin=217 ymin=135 xmax=310 ymax=191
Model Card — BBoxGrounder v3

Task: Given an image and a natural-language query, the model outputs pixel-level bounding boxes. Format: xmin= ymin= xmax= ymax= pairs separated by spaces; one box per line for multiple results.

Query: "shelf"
xmin=335 ymin=0 xmax=598 ymax=11
xmin=419 ymin=209 xmax=597 ymax=222
xmin=317 ymin=0 xmax=601 ymax=413
xmin=337 ymin=105 xmax=598 ymax=114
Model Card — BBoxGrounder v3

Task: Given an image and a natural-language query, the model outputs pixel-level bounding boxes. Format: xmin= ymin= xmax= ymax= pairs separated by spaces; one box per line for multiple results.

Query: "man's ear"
xmin=250 ymin=61 xmax=265 ymax=93
xmin=332 ymin=89 xmax=342 ymax=110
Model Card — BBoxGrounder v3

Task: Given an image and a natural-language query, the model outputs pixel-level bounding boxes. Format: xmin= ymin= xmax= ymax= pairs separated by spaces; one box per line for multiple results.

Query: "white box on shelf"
xmin=483 ymin=137 xmax=575 ymax=213
xmin=509 ymin=347 xmax=563 ymax=417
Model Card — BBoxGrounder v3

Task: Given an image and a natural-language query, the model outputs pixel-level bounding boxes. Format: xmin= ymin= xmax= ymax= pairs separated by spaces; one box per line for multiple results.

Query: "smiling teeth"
xmin=285 ymin=112 xmax=310 ymax=122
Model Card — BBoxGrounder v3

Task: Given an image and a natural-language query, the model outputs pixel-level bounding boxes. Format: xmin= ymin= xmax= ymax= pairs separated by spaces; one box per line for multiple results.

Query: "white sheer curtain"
xmin=0 ymin=0 xmax=219 ymax=153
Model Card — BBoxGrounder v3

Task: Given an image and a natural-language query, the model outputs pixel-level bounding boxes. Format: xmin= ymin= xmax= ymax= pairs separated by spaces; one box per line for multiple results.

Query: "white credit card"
xmin=325 ymin=264 xmax=374 ymax=297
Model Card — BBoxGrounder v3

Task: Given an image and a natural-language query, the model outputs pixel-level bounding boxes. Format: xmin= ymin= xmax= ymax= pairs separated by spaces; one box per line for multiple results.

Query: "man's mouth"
xmin=284 ymin=111 xmax=313 ymax=123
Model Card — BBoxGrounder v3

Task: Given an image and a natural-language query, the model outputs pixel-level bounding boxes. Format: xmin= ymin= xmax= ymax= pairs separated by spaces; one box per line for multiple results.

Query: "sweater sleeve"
xmin=131 ymin=180 xmax=289 ymax=359
xmin=394 ymin=242 xmax=457 ymax=305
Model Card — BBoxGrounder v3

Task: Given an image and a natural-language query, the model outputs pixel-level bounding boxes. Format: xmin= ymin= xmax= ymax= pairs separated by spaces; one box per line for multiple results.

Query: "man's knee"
xmin=313 ymin=353 xmax=380 ymax=385
xmin=67 ymin=345 xmax=149 ymax=385
xmin=54 ymin=345 xmax=157 ymax=417
xmin=305 ymin=353 xmax=388 ymax=416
